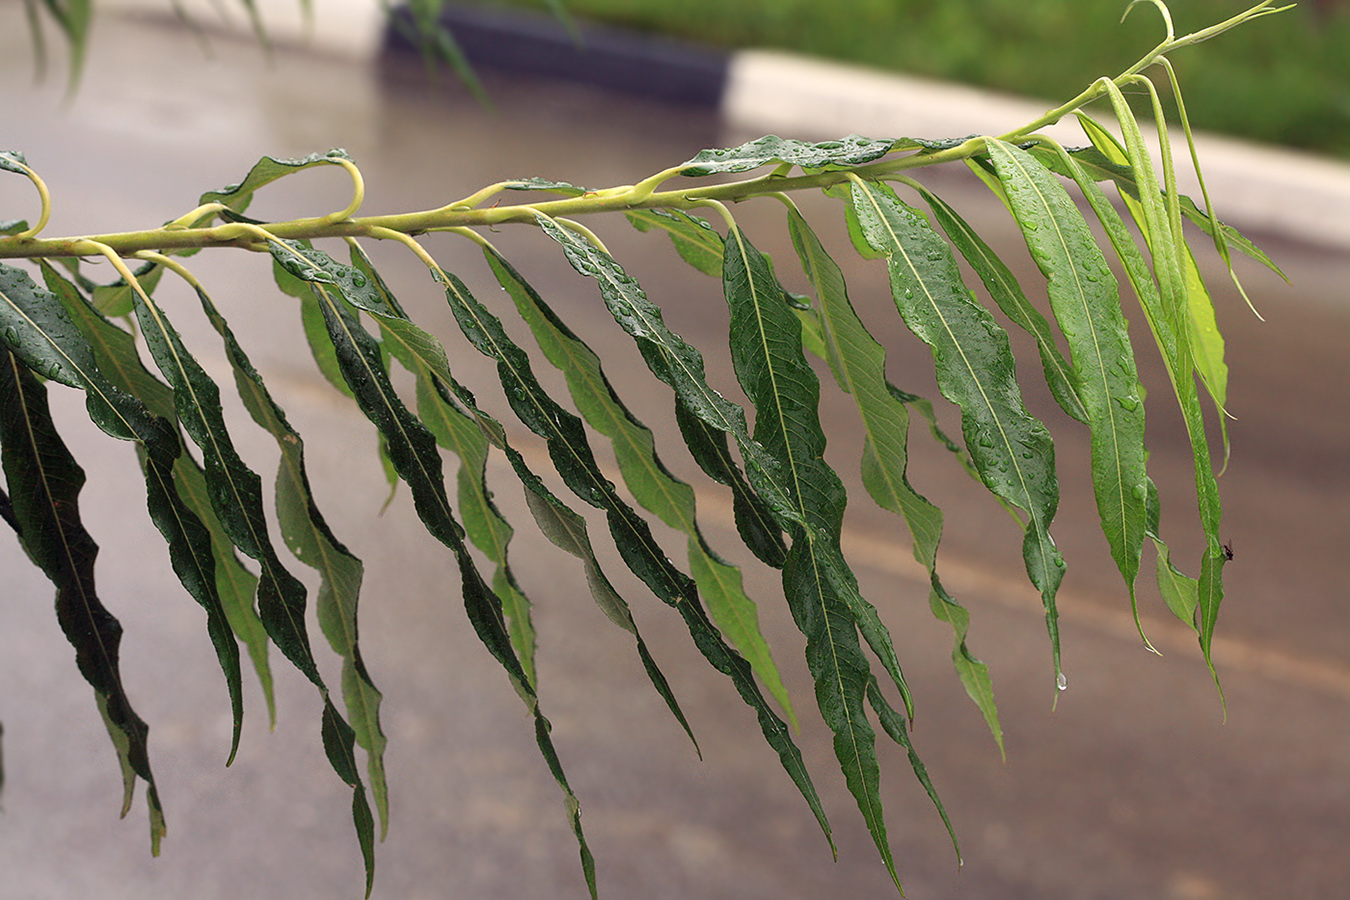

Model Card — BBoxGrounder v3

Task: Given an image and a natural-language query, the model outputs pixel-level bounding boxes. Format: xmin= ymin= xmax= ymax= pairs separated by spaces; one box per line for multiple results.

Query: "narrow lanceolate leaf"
xmin=1075 ymin=101 xmax=1226 ymax=683
xmin=38 ymin=261 xmax=255 ymax=747
xmin=0 ymin=349 xmax=165 ymax=850
xmin=679 ymin=134 xmax=917 ymax=176
xmin=271 ymin=242 xmax=596 ymax=897
xmin=435 ymin=368 xmax=700 ymax=755
xmin=911 ymin=182 xmax=1088 ymax=425
xmin=344 ymin=245 xmax=535 ymax=687
xmin=847 ymin=180 xmax=1068 ymax=684
xmin=321 ymin=696 xmax=377 ymax=898
xmin=723 ymin=224 xmax=923 ymax=890
xmin=188 ymin=274 xmax=388 ymax=838
xmin=486 ymin=246 xmax=796 ymax=727
xmin=674 ymin=399 xmax=788 ymax=569
xmin=1026 ymin=139 xmax=1206 ymax=645
xmin=626 ymin=208 xmax=724 ymax=277
xmin=537 ymin=214 xmax=803 ymax=529
xmin=987 ymin=138 xmax=1150 ymax=634
xmin=414 ymin=242 xmax=831 ymax=851
xmin=786 ymin=207 xmax=1001 ymax=754
xmin=128 ymin=289 xmax=325 ymax=692
xmin=199 ymin=149 xmax=354 ymax=214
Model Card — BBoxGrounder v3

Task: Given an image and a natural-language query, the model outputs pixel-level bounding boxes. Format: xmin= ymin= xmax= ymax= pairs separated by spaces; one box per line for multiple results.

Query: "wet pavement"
xmin=2 ymin=11 xmax=1349 ymax=899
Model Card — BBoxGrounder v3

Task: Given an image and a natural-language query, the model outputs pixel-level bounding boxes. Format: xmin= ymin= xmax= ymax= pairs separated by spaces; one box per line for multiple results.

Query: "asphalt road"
xmin=2 ymin=12 xmax=1348 ymax=900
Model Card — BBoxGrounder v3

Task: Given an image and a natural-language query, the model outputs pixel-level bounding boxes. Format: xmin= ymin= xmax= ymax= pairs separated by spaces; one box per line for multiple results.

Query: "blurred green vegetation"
xmin=471 ymin=0 xmax=1350 ymax=157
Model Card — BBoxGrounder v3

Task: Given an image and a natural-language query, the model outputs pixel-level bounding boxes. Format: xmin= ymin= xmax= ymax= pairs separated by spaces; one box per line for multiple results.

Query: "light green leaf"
xmin=847 ymin=179 xmax=1067 ymax=686
xmin=199 ymin=149 xmax=354 ymax=213
xmin=1076 ymin=99 xmax=1227 ymax=684
xmin=680 ymin=134 xmax=920 ymax=176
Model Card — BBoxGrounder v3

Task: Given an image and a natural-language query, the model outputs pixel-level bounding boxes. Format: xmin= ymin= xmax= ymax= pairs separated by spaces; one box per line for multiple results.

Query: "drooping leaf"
xmin=1082 ymin=91 xmax=1227 ymax=683
xmin=909 ymin=180 xmax=1088 ymax=425
xmin=270 ymin=240 xmax=596 ymax=896
xmin=1024 ymin=137 xmax=1211 ymax=650
xmin=674 ymin=399 xmax=789 ymax=569
xmin=986 ymin=138 xmax=1151 ymax=638
xmin=537 ymin=213 xmax=803 ymax=529
xmin=722 ymin=223 xmax=930 ymax=888
xmin=409 ymin=234 xmax=831 ymax=850
xmin=847 ymin=179 xmax=1068 ymax=686
xmin=486 ymin=245 xmax=796 ymax=727
xmin=321 ymin=696 xmax=377 ymax=898
xmin=0 ymin=347 xmax=165 ymax=850
xmin=184 ymin=270 xmax=388 ymax=836
xmin=128 ymin=285 xmax=325 ymax=693
xmin=786 ymin=205 xmax=1001 ymax=754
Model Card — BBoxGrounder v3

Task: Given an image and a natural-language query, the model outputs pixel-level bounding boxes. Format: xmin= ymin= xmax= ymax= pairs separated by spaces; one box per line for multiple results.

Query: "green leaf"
xmin=847 ymin=179 xmax=1068 ymax=686
xmin=184 ymin=270 xmax=389 ymax=836
xmin=271 ymin=240 xmax=595 ymax=895
xmin=674 ymin=399 xmax=788 ymax=569
xmin=680 ymin=134 xmax=917 ymax=176
xmin=35 ymin=262 xmax=265 ymax=740
xmin=910 ymin=181 xmax=1088 ymax=425
xmin=321 ymin=696 xmax=377 ymax=898
xmin=1025 ymin=137 xmax=1214 ymax=651
xmin=486 ymin=246 xmax=796 ymax=728
xmin=723 ymin=224 xmax=928 ymax=889
xmin=626 ymin=208 xmax=724 ymax=277
xmin=416 ymin=239 xmax=831 ymax=851
xmin=199 ymin=149 xmax=354 ymax=213
xmin=986 ymin=138 xmax=1150 ymax=635
xmin=786 ymin=206 xmax=1001 ymax=754
xmin=537 ymin=214 xmax=803 ymax=529
xmin=1077 ymin=98 xmax=1227 ymax=684
xmin=128 ymin=287 xmax=325 ymax=693
xmin=0 ymin=348 xmax=165 ymax=850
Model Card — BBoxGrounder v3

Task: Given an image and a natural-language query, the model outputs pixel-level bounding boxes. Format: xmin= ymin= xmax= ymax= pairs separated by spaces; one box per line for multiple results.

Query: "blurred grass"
xmin=468 ymin=0 xmax=1350 ymax=157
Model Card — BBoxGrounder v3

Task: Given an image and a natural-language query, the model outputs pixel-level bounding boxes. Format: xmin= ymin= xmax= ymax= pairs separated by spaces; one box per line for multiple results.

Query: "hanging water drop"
xmin=1056 ymin=671 xmax=1068 ymax=691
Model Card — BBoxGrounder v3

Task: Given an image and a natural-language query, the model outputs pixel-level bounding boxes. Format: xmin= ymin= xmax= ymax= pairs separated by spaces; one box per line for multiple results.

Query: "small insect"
xmin=1222 ymin=541 xmax=1234 ymax=561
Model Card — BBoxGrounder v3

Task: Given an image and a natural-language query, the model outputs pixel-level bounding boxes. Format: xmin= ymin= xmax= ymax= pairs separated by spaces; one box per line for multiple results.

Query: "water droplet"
xmin=1117 ymin=395 xmax=1139 ymax=411
xmin=351 ymin=273 xmax=367 ymax=288
xmin=1056 ymin=672 xmax=1068 ymax=691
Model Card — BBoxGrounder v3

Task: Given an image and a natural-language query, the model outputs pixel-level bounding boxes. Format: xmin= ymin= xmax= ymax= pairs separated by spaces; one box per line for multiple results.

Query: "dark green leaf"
xmin=129 ymin=287 xmax=324 ymax=693
xmin=786 ymin=206 xmax=1001 ymax=754
xmin=847 ymin=179 xmax=1068 ymax=685
xmin=0 ymin=348 xmax=165 ymax=850
xmin=987 ymin=138 xmax=1150 ymax=632
xmin=487 ymin=246 xmax=795 ymax=726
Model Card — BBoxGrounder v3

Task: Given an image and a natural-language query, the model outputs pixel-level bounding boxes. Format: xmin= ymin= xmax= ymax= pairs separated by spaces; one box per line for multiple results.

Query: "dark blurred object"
xmin=385 ymin=3 xmax=729 ymax=106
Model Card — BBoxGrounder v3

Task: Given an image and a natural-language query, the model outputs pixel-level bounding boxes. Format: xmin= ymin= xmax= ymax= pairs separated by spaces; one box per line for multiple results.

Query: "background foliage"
xmin=468 ymin=0 xmax=1350 ymax=156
